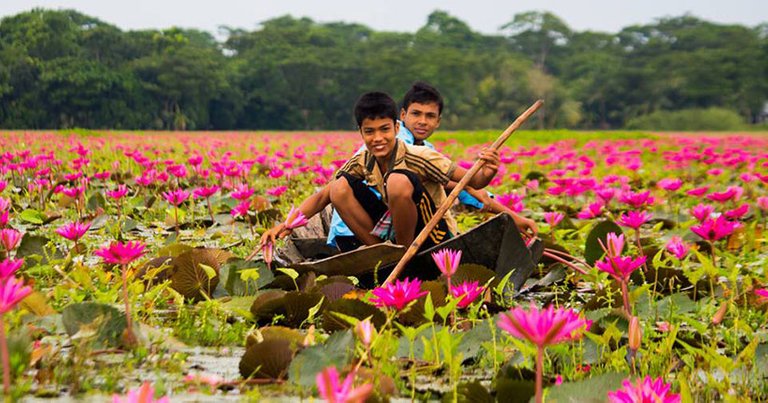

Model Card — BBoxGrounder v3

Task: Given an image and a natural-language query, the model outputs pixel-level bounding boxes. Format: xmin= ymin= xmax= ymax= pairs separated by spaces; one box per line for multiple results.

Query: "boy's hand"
xmin=513 ymin=215 xmax=539 ymax=238
xmin=477 ymin=148 xmax=500 ymax=177
xmin=259 ymin=223 xmax=291 ymax=248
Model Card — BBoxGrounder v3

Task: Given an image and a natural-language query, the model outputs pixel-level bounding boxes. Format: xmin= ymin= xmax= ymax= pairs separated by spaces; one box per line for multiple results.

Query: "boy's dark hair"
xmin=401 ymin=81 xmax=444 ymax=115
xmin=354 ymin=92 xmax=398 ymax=127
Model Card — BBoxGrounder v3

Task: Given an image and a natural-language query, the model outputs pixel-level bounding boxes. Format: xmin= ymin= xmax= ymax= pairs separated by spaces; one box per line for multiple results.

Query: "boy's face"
xmin=360 ymin=117 xmax=399 ymax=160
xmin=400 ymin=102 xmax=441 ymax=143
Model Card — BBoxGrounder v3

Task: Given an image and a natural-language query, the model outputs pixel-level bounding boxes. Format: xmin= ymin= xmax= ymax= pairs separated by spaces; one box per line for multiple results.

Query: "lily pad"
xmin=545 ymin=372 xmax=627 ymax=403
xmin=288 ymin=330 xmax=355 ymax=387
xmin=584 ymin=220 xmax=624 ymax=265
xmin=61 ymin=302 xmax=129 ymax=348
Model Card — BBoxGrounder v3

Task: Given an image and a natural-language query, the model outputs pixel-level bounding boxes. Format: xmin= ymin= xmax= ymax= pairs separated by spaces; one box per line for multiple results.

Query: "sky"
xmin=0 ymin=0 xmax=766 ymax=36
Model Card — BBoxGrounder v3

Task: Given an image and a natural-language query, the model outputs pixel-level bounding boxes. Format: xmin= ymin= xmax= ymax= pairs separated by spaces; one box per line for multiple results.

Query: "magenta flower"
xmin=665 ymin=236 xmax=689 ymax=260
xmin=0 ymin=198 xmax=10 ymax=212
xmin=283 ymin=206 xmax=309 ymax=230
xmin=431 ymin=248 xmax=462 ymax=279
xmin=266 ymin=185 xmax=287 ymax=197
xmin=595 ymin=187 xmax=616 ymax=204
xmin=690 ymin=204 xmax=715 ymax=222
xmin=193 ymin=185 xmax=220 ymax=199
xmin=596 ymin=255 xmax=647 ymax=283
xmin=370 ymin=278 xmax=428 ymax=310
xmin=316 ymin=366 xmax=373 ymax=403
xmin=61 ymin=186 xmax=84 ymax=199
xmin=0 ymin=229 xmax=22 ymax=251
xmin=757 ymin=196 xmax=768 ymax=212
xmin=498 ymin=303 xmax=591 ymax=348
xmin=577 ymin=201 xmax=604 ymax=219
xmin=607 ymin=376 xmax=681 ymax=403
xmin=691 ymin=216 xmax=740 ymax=242
xmin=619 ymin=190 xmax=654 ymax=209
xmin=106 ymin=184 xmax=129 ymax=200
xmin=261 ymin=240 xmax=274 ymax=269
xmin=94 ymin=171 xmax=111 ymax=180
xmin=167 ymin=164 xmax=188 ymax=179
xmin=724 ymin=203 xmax=749 ymax=220
xmin=603 ymin=232 xmax=625 ymax=258
xmin=162 ymin=188 xmax=190 ymax=206
xmin=55 ymin=221 xmax=91 ymax=243
xmin=354 ymin=318 xmax=375 ymax=347
xmin=706 ymin=186 xmax=742 ymax=203
xmin=231 ymin=184 xmax=255 ymax=201
xmin=756 ymin=288 xmax=768 ymax=303
xmin=0 ymin=259 xmax=23 ymax=278
xmin=543 ymin=212 xmax=564 ymax=227
xmin=618 ymin=211 xmax=652 ymax=229
xmin=112 ymin=381 xmax=170 ymax=403
xmin=0 ymin=276 xmax=32 ymax=315
xmin=449 ymin=281 xmax=485 ymax=309
xmin=94 ymin=241 xmax=145 ymax=265
xmin=0 ymin=212 xmax=7 ymax=228
xmin=657 ymin=178 xmax=682 ymax=191
xmin=686 ymin=186 xmax=709 ymax=197
xmin=231 ymin=200 xmax=250 ymax=218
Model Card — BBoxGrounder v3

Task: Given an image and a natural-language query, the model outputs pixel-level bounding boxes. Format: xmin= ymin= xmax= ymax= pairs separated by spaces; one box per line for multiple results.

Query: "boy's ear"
xmin=399 ymin=108 xmax=407 ymax=121
xmin=395 ymin=120 xmax=400 ymax=133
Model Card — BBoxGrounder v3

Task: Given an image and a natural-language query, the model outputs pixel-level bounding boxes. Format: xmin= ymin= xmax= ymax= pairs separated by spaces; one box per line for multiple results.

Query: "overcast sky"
xmin=1 ymin=0 xmax=766 ymax=35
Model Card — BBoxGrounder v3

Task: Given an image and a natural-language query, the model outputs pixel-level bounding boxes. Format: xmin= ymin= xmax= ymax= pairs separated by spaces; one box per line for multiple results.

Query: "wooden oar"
xmin=382 ymin=100 xmax=544 ymax=285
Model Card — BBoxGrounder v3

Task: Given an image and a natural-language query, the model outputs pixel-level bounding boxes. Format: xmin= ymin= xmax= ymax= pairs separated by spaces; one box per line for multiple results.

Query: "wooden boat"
xmin=274 ymin=210 xmax=543 ymax=292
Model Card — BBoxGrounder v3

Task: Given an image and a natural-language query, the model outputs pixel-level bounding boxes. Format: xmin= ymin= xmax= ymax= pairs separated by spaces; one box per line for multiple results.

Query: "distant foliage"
xmin=625 ymin=108 xmax=746 ymax=131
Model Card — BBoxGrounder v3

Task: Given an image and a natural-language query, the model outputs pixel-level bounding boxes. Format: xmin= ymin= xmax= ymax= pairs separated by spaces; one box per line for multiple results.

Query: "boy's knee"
xmin=329 ymin=177 xmax=353 ymax=203
xmin=386 ymin=173 xmax=415 ymax=201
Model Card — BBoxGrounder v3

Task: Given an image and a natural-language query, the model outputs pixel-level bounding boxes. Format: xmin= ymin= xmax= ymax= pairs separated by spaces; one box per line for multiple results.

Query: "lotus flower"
xmin=231 ymin=184 xmax=255 ymax=200
xmin=193 ymin=185 xmax=220 ymax=199
xmin=354 ymin=318 xmax=375 ymax=348
xmin=596 ymin=255 xmax=647 ymax=283
xmin=706 ymin=186 xmax=742 ymax=203
xmin=0 ymin=198 xmax=10 ymax=212
xmin=657 ymin=178 xmax=682 ymax=191
xmin=690 ymin=204 xmax=715 ymax=222
xmin=686 ymin=186 xmax=709 ymax=197
xmin=607 ymin=376 xmax=681 ymax=403
xmin=603 ymin=232 xmax=625 ymax=258
xmin=162 ymin=188 xmax=190 ymax=206
xmin=55 ymin=221 xmax=91 ymax=243
xmin=449 ymin=280 xmax=485 ymax=309
xmin=106 ymin=184 xmax=129 ymax=200
xmin=61 ymin=186 xmax=84 ymax=199
xmin=231 ymin=200 xmax=250 ymax=218
xmin=0 ymin=212 xmax=7 ymax=228
xmin=370 ymin=278 xmax=428 ymax=310
xmin=284 ymin=206 xmax=308 ymax=230
xmin=665 ymin=236 xmax=689 ymax=260
xmin=316 ymin=366 xmax=373 ymax=403
xmin=755 ymin=288 xmax=768 ymax=303
xmin=112 ymin=381 xmax=170 ymax=403
xmin=724 ymin=203 xmax=749 ymax=220
xmin=757 ymin=196 xmax=768 ymax=212
xmin=619 ymin=190 xmax=654 ymax=209
xmin=266 ymin=185 xmax=287 ymax=197
xmin=618 ymin=211 xmax=652 ymax=229
xmin=543 ymin=212 xmax=564 ymax=227
xmin=691 ymin=216 xmax=740 ymax=242
xmin=431 ymin=248 xmax=462 ymax=280
xmin=0 ymin=259 xmax=23 ymax=279
xmin=0 ymin=276 xmax=32 ymax=314
xmin=498 ymin=302 xmax=591 ymax=349
xmin=0 ymin=229 xmax=22 ymax=251
xmin=94 ymin=241 xmax=145 ymax=265
xmin=577 ymin=201 xmax=604 ymax=219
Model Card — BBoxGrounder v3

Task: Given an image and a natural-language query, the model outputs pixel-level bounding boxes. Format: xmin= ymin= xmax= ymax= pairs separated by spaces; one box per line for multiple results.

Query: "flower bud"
xmin=628 ymin=316 xmax=641 ymax=352
xmin=712 ymin=302 xmax=728 ymax=325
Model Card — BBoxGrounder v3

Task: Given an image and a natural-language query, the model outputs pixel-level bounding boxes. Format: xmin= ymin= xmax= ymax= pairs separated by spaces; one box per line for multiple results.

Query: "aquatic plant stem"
xmin=0 ymin=314 xmax=8 ymax=394
xmin=121 ymin=264 xmax=134 ymax=343
xmin=535 ymin=346 xmax=544 ymax=403
xmin=621 ymin=281 xmax=631 ymax=316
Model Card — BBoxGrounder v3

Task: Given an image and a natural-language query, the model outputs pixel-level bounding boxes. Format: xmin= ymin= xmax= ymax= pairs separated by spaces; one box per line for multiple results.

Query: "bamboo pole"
xmin=383 ymin=100 xmax=543 ymax=285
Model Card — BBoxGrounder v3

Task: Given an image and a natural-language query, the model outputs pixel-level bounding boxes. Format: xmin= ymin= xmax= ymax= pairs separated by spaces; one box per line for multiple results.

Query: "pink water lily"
xmin=657 ymin=178 xmax=682 ymax=191
xmin=0 ymin=229 xmax=22 ymax=252
xmin=283 ymin=206 xmax=309 ymax=230
xmin=192 ymin=185 xmax=220 ymax=199
xmin=0 ymin=276 xmax=33 ymax=393
xmin=370 ymin=277 xmax=428 ymax=310
xmin=55 ymin=221 xmax=91 ymax=243
xmin=431 ymin=248 xmax=462 ymax=280
xmin=112 ymin=381 xmax=170 ymax=403
xmin=706 ymin=186 xmax=742 ymax=203
xmin=354 ymin=317 xmax=375 ymax=348
xmin=691 ymin=216 xmax=740 ymax=242
xmin=757 ymin=196 xmax=768 ymax=212
xmin=618 ymin=211 xmax=652 ymax=229
xmin=724 ymin=203 xmax=749 ymax=220
xmin=316 ymin=366 xmax=373 ymax=403
xmin=106 ymin=184 xmax=129 ymax=200
xmin=162 ymin=188 xmax=190 ymax=206
xmin=231 ymin=184 xmax=255 ymax=200
xmin=94 ymin=241 xmax=145 ymax=265
xmin=686 ymin=186 xmax=709 ymax=196
xmin=449 ymin=280 xmax=485 ymax=309
xmin=690 ymin=204 xmax=715 ymax=222
xmin=619 ymin=190 xmax=654 ymax=209
xmin=266 ymin=185 xmax=287 ymax=197
xmin=577 ymin=201 xmax=604 ymax=219
xmin=665 ymin=236 xmax=689 ymax=260
xmin=596 ymin=255 xmax=647 ymax=283
xmin=543 ymin=212 xmax=564 ymax=227
xmin=608 ymin=376 xmax=681 ymax=403
xmin=755 ymin=288 xmax=768 ymax=303
xmin=0 ymin=259 xmax=23 ymax=279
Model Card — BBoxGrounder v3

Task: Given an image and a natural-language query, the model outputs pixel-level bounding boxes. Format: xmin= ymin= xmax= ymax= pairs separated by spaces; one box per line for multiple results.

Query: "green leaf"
xmin=584 ymin=220 xmax=624 ymax=265
xmin=199 ymin=263 xmax=217 ymax=280
xmin=61 ymin=302 xmax=129 ymax=349
xmin=423 ymin=293 xmax=435 ymax=322
xmin=288 ymin=330 xmax=355 ymax=387
xmin=239 ymin=268 xmax=261 ymax=283
xmin=304 ymin=296 xmax=325 ymax=326
xmin=19 ymin=209 xmax=46 ymax=225
xmin=277 ymin=268 xmax=299 ymax=280
xmin=545 ymin=372 xmax=627 ymax=402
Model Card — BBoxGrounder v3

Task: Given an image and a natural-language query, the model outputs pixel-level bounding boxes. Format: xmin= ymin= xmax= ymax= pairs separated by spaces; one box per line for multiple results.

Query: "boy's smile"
xmin=400 ymin=102 xmax=441 ymax=143
xmin=360 ymin=117 xmax=399 ymax=164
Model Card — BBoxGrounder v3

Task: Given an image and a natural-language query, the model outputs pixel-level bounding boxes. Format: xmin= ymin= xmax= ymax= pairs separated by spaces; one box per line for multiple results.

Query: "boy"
xmin=327 ymin=82 xmax=537 ymax=251
xmin=259 ymin=91 xmax=501 ymax=251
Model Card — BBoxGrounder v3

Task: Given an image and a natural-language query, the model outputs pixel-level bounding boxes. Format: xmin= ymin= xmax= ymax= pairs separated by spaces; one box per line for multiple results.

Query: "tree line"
xmin=0 ymin=9 xmax=766 ymax=130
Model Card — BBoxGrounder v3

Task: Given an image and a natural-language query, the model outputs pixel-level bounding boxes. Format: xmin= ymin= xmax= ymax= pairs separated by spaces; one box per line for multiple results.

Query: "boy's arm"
xmin=259 ymin=185 xmax=332 ymax=247
xmin=449 ymin=147 xmax=500 ymax=189
xmin=450 ymin=185 xmax=538 ymax=237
